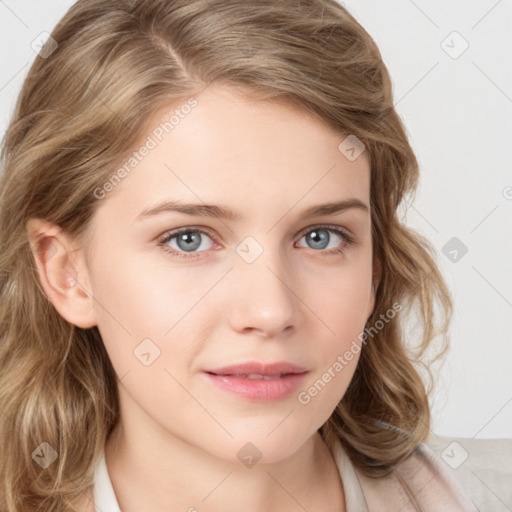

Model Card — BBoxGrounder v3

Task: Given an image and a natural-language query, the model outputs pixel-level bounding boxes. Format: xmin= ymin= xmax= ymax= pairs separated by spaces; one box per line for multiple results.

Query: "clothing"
xmin=93 ymin=437 xmax=477 ymax=511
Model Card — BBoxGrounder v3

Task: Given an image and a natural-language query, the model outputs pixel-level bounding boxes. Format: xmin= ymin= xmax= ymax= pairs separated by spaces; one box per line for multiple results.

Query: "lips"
xmin=236 ymin=374 xmax=284 ymax=380
xmin=203 ymin=361 xmax=308 ymax=401
xmin=205 ymin=361 xmax=308 ymax=378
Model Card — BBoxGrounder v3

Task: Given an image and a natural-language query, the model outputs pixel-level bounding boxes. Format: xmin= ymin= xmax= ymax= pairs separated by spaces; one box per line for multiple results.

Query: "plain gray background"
xmin=0 ymin=0 xmax=511 ymax=439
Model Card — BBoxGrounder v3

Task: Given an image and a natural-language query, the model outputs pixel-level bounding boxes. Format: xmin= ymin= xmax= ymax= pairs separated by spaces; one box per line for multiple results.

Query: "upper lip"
xmin=205 ymin=361 xmax=308 ymax=376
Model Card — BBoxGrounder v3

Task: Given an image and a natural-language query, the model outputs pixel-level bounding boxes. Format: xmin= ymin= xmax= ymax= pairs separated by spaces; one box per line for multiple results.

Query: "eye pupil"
xmin=307 ymin=229 xmax=329 ymax=250
xmin=177 ymin=232 xmax=201 ymax=252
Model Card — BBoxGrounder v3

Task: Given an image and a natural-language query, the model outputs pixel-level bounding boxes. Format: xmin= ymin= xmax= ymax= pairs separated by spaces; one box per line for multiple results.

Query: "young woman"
xmin=0 ymin=1 xmax=476 ymax=511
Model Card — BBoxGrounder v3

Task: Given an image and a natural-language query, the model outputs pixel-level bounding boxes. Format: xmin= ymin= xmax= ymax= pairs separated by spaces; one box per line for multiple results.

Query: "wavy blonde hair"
xmin=0 ymin=0 xmax=453 ymax=509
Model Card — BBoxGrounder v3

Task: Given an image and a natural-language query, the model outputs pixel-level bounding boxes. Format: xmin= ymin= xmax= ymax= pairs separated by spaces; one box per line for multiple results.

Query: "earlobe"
xmin=25 ymin=218 xmax=97 ymax=329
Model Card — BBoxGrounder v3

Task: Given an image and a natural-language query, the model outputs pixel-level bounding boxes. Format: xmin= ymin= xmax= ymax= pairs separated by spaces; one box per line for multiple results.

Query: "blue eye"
xmin=158 ymin=225 xmax=355 ymax=259
xmin=159 ymin=227 xmax=216 ymax=259
xmin=296 ymin=226 xmax=354 ymax=254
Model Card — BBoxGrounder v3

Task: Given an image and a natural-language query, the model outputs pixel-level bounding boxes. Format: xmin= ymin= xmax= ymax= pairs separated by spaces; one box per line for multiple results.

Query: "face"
xmin=42 ymin=84 xmax=376 ymax=464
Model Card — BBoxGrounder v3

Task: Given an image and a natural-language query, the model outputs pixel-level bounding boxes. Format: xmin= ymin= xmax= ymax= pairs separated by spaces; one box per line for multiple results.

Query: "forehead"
xmin=92 ymin=84 xmax=371 ymax=224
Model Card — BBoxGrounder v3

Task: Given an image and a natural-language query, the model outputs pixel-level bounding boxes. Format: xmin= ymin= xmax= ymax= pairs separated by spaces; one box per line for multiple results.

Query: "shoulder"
xmin=425 ymin=436 xmax=512 ymax=510
xmin=348 ymin=442 xmax=479 ymax=512
xmin=392 ymin=442 xmax=478 ymax=511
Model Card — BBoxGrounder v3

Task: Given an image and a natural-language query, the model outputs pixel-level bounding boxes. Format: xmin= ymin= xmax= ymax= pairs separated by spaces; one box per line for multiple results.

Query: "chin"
xmin=201 ymin=424 xmax=316 ymax=466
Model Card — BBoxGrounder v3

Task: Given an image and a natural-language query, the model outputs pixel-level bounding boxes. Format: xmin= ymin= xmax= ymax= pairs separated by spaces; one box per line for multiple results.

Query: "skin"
xmin=27 ymin=84 xmax=379 ymax=512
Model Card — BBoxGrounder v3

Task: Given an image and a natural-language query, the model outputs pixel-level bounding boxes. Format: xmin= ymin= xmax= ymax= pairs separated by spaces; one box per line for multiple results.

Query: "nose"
xmin=228 ymin=248 xmax=299 ymax=339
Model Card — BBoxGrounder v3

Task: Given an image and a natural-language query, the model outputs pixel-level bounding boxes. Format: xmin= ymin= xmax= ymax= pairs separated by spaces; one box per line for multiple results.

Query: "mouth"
xmin=205 ymin=361 xmax=308 ymax=377
xmin=203 ymin=361 xmax=308 ymax=401
xmin=207 ymin=373 xmax=290 ymax=380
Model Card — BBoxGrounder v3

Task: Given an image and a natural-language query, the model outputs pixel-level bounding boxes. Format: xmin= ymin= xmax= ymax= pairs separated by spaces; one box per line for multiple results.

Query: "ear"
xmin=26 ymin=217 xmax=97 ymax=329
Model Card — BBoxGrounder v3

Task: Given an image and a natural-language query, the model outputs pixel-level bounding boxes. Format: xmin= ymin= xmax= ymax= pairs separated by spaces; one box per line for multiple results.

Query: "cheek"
xmin=90 ymin=248 xmax=184 ymax=333
xmin=313 ymin=259 xmax=374 ymax=342
xmin=86 ymin=255 xmax=166 ymax=372
xmin=88 ymin=253 xmax=213 ymax=379
xmin=299 ymin=261 xmax=372 ymax=403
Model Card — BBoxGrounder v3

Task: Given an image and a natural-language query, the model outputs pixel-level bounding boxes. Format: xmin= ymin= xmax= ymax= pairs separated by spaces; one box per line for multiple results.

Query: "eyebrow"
xmin=135 ymin=198 xmax=369 ymax=222
xmin=135 ymin=197 xmax=370 ymax=221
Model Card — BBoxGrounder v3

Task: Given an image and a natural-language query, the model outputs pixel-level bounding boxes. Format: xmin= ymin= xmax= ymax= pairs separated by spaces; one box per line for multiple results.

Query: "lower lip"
xmin=203 ymin=372 xmax=308 ymax=401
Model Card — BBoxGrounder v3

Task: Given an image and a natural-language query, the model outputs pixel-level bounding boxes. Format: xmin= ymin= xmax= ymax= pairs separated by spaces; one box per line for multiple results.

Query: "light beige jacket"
xmin=329 ymin=437 xmax=477 ymax=511
xmin=93 ymin=437 xmax=477 ymax=511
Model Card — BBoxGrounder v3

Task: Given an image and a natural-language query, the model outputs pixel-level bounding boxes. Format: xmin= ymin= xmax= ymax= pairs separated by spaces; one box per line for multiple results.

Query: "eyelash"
xmin=157 ymin=224 xmax=356 ymax=260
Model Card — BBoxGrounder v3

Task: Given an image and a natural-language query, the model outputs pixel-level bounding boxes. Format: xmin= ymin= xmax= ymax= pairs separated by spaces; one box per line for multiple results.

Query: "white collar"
xmin=92 ymin=437 xmax=368 ymax=511
xmin=92 ymin=451 xmax=122 ymax=512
